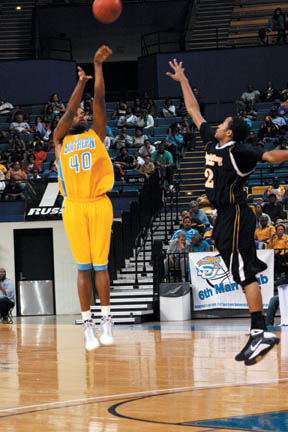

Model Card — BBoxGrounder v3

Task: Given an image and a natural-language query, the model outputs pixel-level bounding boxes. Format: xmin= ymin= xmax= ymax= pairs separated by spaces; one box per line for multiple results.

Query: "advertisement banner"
xmin=189 ymin=250 xmax=274 ymax=310
xmin=25 ymin=180 xmax=63 ymax=221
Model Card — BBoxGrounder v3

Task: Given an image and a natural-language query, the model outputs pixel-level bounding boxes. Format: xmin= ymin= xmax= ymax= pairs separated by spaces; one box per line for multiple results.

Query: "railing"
xmin=141 ymin=31 xmax=184 ymax=56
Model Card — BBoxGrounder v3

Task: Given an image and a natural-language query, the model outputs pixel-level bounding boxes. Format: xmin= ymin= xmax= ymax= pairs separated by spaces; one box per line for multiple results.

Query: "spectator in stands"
xmin=0 ymin=171 xmax=6 ymax=199
xmin=0 ymin=268 xmax=15 ymax=322
xmin=22 ymin=153 xmax=36 ymax=174
xmin=161 ymin=137 xmax=177 ymax=162
xmin=133 ymin=97 xmax=142 ymax=111
xmin=261 ymin=81 xmax=279 ymax=102
xmin=255 ymin=215 xmax=276 ymax=248
xmin=236 ymin=84 xmax=260 ymax=113
xmin=114 ymin=147 xmax=135 ymax=170
xmin=133 ymin=151 xmax=145 ymax=169
xmin=270 ymin=109 xmax=287 ymax=132
xmin=146 ymin=98 xmax=158 ymax=118
xmin=162 ymin=98 xmax=176 ymax=118
xmin=111 ymin=101 xmax=128 ymax=124
xmin=80 ymin=93 xmax=93 ymax=117
xmin=177 ymin=98 xmax=188 ymax=117
xmin=268 ymin=8 xmax=286 ymax=44
xmin=43 ymin=161 xmax=58 ymax=179
xmin=190 ymin=233 xmax=211 ymax=252
xmin=10 ymin=143 xmax=25 ymax=164
xmin=179 ymin=209 xmax=190 ymax=227
xmin=32 ymin=143 xmax=47 ymax=172
xmin=139 ymin=155 xmax=155 ymax=180
xmin=166 ymin=124 xmax=184 ymax=157
xmin=143 ymin=111 xmax=154 ymax=130
xmin=179 ymin=117 xmax=195 ymax=151
xmin=189 ymin=200 xmax=210 ymax=233
xmin=32 ymin=116 xmax=47 ymax=137
xmin=44 ymin=105 xmax=54 ymax=123
xmin=192 ymin=87 xmax=205 ymax=116
xmin=0 ymin=130 xmax=11 ymax=146
xmin=275 ymin=136 xmax=288 ymax=150
xmin=172 ymin=216 xmax=199 ymax=242
xmin=6 ymin=160 xmax=27 ymax=184
xmin=164 ymin=233 xmax=190 ymax=282
xmin=268 ymin=223 xmax=288 ymax=251
xmin=240 ymin=111 xmax=253 ymax=128
xmin=151 ymin=142 xmax=174 ymax=187
xmin=246 ymin=130 xmax=263 ymax=148
xmin=133 ymin=127 xmax=148 ymax=148
xmin=9 ymin=105 xmax=22 ymax=123
xmin=4 ymin=178 xmax=25 ymax=200
xmin=264 ymin=176 xmax=287 ymax=203
xmin=30 ymin=131 xmax=44 ymax=151
xmin=0 ymin=97 xmax=14 ymax=116
xmin=44 ymin=93 xmax=65 ymax=116
xmin=254 ymin=203 xmax=271 ymax=228
xmin=29 ymin=168 xmax=41 ymax=181
xmin=258 ymin=116 xmax=280 ymax=140
xmin=262 ymin=193 xmax=286 ymax=223
xmin=139 ymin=139 xmax=155 ymax=160
xmin=113 ymin=126 xmax=134 ymax=149
xmin=10 ymin=113 xmax=32 ymax=135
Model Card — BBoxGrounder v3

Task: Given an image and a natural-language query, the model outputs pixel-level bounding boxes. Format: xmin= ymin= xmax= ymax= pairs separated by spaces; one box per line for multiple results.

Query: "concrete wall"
xmin=0 ymin=220 xmax=79 ymax=315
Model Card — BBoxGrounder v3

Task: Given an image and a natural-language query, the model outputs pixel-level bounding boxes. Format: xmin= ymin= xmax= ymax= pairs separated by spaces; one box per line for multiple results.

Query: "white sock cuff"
xmin=82 ymin=310 xmax=92 ymax=322
xmin=101 ymin=305 xmax=110 ymax=317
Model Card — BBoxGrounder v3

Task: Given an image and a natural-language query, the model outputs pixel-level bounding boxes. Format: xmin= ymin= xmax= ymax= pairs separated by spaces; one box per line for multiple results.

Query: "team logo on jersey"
xmin=196 ymin=256 xmax=223 ymax=280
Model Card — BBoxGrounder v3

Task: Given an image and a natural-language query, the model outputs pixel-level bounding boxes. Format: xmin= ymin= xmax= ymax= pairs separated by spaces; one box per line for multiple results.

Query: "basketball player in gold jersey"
xmin=54 ymin=45 xmax=114 ymax=350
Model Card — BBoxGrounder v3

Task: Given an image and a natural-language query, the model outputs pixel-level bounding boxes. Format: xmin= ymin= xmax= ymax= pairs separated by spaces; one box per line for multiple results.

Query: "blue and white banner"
xmin=189 ymin=250 xmax=274 ymax=310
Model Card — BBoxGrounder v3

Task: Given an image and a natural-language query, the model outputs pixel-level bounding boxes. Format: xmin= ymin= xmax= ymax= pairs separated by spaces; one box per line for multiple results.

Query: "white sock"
xmin=82 ymin=310 xmax=91 ymax=322
xmin=101 ymin=305 xmax=110 ymax=317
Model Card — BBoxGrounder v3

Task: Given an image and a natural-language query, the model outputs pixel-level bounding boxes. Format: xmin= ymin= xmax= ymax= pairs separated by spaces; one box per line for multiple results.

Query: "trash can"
xmin=18 ymin=280 xmax=54 ymax=315
xmin=159 ymin=282 xmax=191 ymax=321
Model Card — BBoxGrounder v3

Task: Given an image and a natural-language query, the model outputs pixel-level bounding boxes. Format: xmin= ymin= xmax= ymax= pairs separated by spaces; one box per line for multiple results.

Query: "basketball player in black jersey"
xmin=166 ymin=59 xmax=288 ymax=365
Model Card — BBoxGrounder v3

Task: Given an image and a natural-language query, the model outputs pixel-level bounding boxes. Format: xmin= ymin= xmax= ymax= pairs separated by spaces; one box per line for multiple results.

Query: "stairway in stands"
xmin=75 ymin=214 xmax=178 ymax=325
xmin=186 ymin=0 xmax=234 ymax=51
xmin=0 ymin=0 xmax=34 ymax=60
xmin=175 ymin=131 xmax=206 ymax=207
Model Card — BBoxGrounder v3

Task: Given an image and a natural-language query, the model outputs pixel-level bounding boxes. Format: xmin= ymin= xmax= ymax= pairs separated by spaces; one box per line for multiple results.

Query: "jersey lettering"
xmin=205 ymin=153 xmax=223 ymax=167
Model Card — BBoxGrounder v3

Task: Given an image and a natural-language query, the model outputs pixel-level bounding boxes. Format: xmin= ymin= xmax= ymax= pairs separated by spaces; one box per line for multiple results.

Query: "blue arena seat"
xmin=46 ymin=152 xmax=55 ymax=163
xmin=41 ymin=162 xmax=50 ymax=172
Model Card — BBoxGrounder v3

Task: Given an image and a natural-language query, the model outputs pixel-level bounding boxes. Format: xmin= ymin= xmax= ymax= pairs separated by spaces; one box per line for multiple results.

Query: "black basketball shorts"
xmin=213 ymin=204 xmax=267 ymax=287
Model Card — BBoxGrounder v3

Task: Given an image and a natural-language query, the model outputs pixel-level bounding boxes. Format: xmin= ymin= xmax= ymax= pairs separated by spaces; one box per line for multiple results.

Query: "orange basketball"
xmin=92 ymin=0 xmax=122 ymax=24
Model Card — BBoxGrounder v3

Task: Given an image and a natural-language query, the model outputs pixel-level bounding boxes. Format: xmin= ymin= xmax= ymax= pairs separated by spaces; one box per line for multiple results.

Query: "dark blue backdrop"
xmin=0 ymin=60 xmax=76 ymax=105
xmin=138 ymin=45 xmax=287 ymax=101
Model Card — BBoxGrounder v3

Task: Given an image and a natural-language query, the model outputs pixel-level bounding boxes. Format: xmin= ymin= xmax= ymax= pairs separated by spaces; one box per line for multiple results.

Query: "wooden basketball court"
xmin=0 ymin=317 xmax=287 ymax=431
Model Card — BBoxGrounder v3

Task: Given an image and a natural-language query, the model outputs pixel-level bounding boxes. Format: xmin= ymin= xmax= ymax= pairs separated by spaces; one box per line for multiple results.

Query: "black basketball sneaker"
xmin=235 ymin=329 xmax=280 ymax=366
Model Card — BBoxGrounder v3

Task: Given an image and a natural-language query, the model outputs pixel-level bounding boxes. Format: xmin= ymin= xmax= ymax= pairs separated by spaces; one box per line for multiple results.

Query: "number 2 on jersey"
xmin=204 ymin=168 xmax=214 ymax=189
xmin=69 ymin=151 xmax=91 ymax=173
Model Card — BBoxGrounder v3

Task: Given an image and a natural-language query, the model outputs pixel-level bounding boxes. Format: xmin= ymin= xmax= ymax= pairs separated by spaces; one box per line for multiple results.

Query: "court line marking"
xmin=1 ymin=377 xmax=288 ymax=415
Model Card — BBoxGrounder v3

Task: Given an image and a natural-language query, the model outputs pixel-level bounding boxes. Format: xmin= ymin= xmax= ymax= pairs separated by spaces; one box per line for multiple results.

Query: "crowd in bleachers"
xmin=0 ymin=91 xmax=200 ymax=201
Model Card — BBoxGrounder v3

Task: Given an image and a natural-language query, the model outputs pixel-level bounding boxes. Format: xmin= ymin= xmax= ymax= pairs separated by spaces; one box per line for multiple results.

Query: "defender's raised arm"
xmin=166 ymin=58 xmax=205 ymax=130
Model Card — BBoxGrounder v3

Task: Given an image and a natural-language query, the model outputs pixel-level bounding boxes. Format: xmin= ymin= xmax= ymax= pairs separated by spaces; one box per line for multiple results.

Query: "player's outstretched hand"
xmin=94 ymin=45 xmax=112 ymax=64
xmin=77 ymin=66 xmax=92 ymax=82
xmin=166 ymin=59 xmax=186 ymax=82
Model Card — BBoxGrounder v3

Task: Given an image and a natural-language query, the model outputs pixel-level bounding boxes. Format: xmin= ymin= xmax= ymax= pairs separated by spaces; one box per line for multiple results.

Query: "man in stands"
xmin=139 ymin=139 xmax=155 ymax=160
xmin=190 ymin=233 xmax=211 ymax=252
xmin=164 ymin=232 xmax=190 ymax=282
xmin=10 ymin=113 xmax=32 ymax=135
xmin=172 ymin=216 xmax=198 ymax=242
xmin=166 ymin=57 xmax=288 ymax=365
xmin=139 ymin=155 xmax=155 ymax=180
xmin=254 ymin=215 xmax=275 ymax=247
xmin=113 ymin=126 xmax=134 ymax=149
xmin=189 ymin=200 xmax=210 ymax=234
xmin=236 ymin=84 xmax=260 ymax=113
xmin=0 ymin=268 xmax=15 ymax=322
xmin=151 ymin=142 xmax=174 ymax=188
xmin=254 ymin=203 xmax=271 ymax=228
xmin=262 ymin=193 xmax=286 ymax=223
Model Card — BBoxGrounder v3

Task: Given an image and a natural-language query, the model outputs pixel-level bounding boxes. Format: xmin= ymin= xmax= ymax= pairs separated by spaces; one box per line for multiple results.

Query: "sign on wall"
xmin=189 ymin=250 xmax=274 ymax=310
xmin=25 ymin=181 xmax=63 ymax=221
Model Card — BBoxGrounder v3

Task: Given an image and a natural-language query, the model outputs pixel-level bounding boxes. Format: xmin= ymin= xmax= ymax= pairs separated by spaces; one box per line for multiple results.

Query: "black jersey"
xmin=200 ymin=122 xmax=265 ymax=209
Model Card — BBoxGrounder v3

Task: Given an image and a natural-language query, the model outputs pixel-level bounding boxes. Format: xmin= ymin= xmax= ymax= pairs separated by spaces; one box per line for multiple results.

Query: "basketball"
xmin=92 ymin=0 xmax=122 ymax=24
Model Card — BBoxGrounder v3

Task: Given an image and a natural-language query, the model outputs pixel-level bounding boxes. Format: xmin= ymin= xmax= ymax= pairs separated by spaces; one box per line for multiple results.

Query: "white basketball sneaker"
xmin=83 ymin=320 xmax=100 ymax=351
xmin=99 ymin=316 xmax=114 ymax=345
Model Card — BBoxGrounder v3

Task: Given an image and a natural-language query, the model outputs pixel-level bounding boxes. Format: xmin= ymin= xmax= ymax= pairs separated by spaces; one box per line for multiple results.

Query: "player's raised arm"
xmin=53 ymin=67 xmax=92 ymax=148
xmin=166 ymin=59 xmax=205 ymax=130
xmin=92 ymin=45 xmax=112 ymax=142
xmin=262 ymin=149 xmax=288 ymax=163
